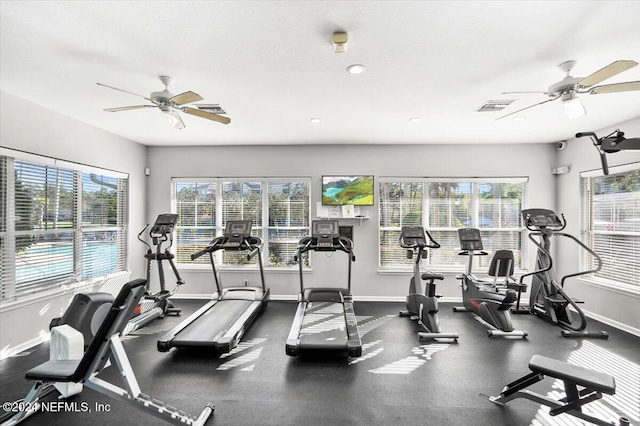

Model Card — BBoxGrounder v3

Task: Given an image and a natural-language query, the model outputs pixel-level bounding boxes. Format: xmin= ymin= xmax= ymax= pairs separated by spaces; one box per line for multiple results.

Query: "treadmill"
xmin=157 ymin=220 xmax=270 ymax=353
xmin=286 ymin=219 xmax=362 ymax=357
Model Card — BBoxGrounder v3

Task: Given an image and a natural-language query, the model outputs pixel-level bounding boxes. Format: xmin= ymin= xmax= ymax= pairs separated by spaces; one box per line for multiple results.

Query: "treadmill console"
xmin=522 ymin=208 xmax=562 ymax=228
xmin=458 ymin=228 xmax=483 ymax=251
xmin=312 ymin=219 xmax=340 ymax=249
xmin=400 ymin=226 xmax=426 ymax=247
xmin=224 ymin=220 xmax=253 ymax=248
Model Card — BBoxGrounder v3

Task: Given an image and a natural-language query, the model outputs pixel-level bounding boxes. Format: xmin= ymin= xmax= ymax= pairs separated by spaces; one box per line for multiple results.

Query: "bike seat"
xmin=422 ymin=272 xmax=444 ymax=281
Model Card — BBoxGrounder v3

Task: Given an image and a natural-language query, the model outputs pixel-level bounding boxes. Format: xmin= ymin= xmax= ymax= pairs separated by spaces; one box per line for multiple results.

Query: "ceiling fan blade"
xmin=496 ymin=96 xmax=560 ymax=121
xmin=182 ymin=107 xmax=231 ymax=125
xmin=164 ymin=109 xmax=185 ymax=129
xmin=501 ymin=91 xmax=549 ymax=95
xmin=589 ymin=81 xmax=640 ymax=94
xmin=97 ymin=82 xmax=154 ymax=102
xmin=104 ymin=105 xmax=156 ymax=112
xmin=170 ymin=91 xmax=203 ymax=106
xmin=577 ymin=60 xmax=638 ymax=88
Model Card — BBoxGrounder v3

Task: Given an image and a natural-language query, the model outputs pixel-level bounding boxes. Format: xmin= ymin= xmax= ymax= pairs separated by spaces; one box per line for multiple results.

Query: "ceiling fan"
xmin=498 ymin=60 xmax=640 ymax=120
xmin=97 ymin=76 xmax=230 ymax=129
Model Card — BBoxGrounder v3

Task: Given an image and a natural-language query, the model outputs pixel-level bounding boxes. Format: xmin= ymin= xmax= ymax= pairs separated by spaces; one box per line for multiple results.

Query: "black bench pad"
xmin=25 ymin=359 xmax=81 ymax=382
xmin=529 ymin=355 xmax=615 ymax=395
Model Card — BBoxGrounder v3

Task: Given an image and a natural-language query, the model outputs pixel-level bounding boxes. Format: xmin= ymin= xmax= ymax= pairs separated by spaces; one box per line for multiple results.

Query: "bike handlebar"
xmin=399 ymin=229 xmax=440 ymax=250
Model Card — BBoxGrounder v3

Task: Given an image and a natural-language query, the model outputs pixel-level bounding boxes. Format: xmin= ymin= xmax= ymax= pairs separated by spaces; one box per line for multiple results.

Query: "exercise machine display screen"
xmin=458 ymin=228 xmax=483 ymax=251
xmin=312 ymin=220 xmax=339 ymax=248
xmin=224 ymin=220 xmax=253 ymax=247
xmin=522 ymin=209 xmax=562 ymax=228
xmin=401 ymin=226 xmax=426 ymax=246
xmin=150 ymin=213 xmax=179 ymax=237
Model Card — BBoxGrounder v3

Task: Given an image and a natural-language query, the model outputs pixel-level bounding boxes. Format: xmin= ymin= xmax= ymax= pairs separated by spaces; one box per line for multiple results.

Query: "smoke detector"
xmin=332 ymin=32 xmax=348 ymax=53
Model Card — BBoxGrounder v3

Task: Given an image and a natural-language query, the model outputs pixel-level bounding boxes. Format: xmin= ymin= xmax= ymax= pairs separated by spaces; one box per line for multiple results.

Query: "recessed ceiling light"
xmin=310 ymin=118 xmax=321 ymax=123
xmin=346 ymin=64 xmax=367 ymax=75
xmin=511 ymin=116 xmax=526 ymax=122
xmin=409 ymin=117 xmax=421 ymax=123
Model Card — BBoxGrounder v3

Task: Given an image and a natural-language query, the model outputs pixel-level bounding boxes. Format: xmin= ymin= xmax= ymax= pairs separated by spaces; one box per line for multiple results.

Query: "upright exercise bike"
xmin=519 ymin=208 xmax=608 ymax=338
xmin=399 ymin=226 xmax=458 ymax=341
xmin=453 ymin=228 xmax=527 ymax=338
xmin=129 ymin=213 xmax=185 ymax=334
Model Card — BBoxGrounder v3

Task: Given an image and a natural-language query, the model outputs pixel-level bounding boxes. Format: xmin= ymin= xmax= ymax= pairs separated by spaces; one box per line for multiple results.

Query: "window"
xmin=581 ymin=164 xmax=640 ymax=287
xmin=172 ymin=178 xmax=310 ymax=268
xmin=379 ymin=178 xmax=527 ymax=270
xmin=0 ymin=149 xmax=128 ymax=301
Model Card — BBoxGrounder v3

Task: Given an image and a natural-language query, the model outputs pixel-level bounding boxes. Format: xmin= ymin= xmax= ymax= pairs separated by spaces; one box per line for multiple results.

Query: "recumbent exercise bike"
xmin=453 ymin=228 xmax=527 ymax=338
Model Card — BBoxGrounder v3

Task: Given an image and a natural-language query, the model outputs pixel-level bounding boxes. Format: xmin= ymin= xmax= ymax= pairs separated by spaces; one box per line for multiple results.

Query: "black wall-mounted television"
xmin=322 ymin=175 xmax=374 ymax=206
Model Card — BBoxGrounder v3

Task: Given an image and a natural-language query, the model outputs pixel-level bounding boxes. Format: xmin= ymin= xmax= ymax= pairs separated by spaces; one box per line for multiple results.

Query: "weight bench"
xmin=490 ymin=354 xmax=629 ymax=426
xmin=3 ymin=278 xmax=213 ymax=426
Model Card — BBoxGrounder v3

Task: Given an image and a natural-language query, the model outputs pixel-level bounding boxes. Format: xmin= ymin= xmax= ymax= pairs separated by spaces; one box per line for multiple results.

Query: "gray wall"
xmin=146 ymin=142 xmax=556 ymax=301
xmin=1 ymin=88 xmax=638 ymax=355
xmin=555 ymin=116 xmax=640 ymax=331
xmin=0 ymin=91 xmax=147 ymax=354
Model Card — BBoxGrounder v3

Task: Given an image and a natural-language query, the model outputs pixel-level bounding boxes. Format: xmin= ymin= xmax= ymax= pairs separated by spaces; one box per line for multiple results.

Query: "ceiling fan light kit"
xmin=497 ymin=59 xmax=639 ymax=120
xmin=98 ymin=76 xmax=230 ymax=129
xmin=562 ymin=94 xmax=586 ymax=120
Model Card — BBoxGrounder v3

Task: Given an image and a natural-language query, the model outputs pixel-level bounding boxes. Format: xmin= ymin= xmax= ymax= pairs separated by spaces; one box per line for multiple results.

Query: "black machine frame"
xmin=399 ymin=226 xmax=458 ymax=341
xmin=3 ymin=279 xmax=213 ymax=426
xmin=128 ymin=213 xmax=184 ymax=334
xmin=453 ymin=228 xmax=527 ymax=338
xmin=576 ymin=129 xmax=640 ymax=175
xmin=286 ymin=219 xmax=362 ymax=357
xmin=518 ymin=208 xmax=608 ymax=338
xmin=157 ymin=220 xmax=269 ymax=353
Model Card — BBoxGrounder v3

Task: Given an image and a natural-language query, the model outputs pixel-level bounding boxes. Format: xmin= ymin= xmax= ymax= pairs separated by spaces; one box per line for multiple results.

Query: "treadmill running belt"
xmin=299 ymin=302 xmax=348 ymax=352
xmin=170 ymin=299 xmax=254 ymax=346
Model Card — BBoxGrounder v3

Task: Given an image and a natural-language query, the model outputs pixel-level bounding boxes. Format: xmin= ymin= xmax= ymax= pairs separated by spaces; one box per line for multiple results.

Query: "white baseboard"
xmin=582 ymin=308 xmax=640 ymax=337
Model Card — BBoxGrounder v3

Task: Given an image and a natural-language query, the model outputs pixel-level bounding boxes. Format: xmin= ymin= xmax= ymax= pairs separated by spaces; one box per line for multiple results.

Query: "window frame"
xmin=378 ymin=176 xmax=528 ymax=273
xmin=580 ymin=162 xmax=640 ymax=292
xmin=0 ymin=148 xmax=129 ymax=303
xmin=171 ymin=177 xmax=311 ymax=270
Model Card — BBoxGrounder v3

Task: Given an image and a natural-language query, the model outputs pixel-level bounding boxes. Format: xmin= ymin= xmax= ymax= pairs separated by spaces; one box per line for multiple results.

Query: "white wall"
xmin=0 ymin=91 xmax=147 ymax=355
xmin=555 ymin=116 xmax=640 ymax=331
xmin=146 ymin=142 xmax=556 ymax=301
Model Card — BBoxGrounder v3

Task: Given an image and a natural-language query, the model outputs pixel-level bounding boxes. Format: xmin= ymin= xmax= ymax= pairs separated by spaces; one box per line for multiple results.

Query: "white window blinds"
xmin=172 ymin=178 xmax=311 ymax=268
xmin=1 ymin=149 xmax=129 ymax=301
xmin=581 ymin=164 xmax=640 ymax=287
xmin=379 ymin=177 xmax=527 ymax=270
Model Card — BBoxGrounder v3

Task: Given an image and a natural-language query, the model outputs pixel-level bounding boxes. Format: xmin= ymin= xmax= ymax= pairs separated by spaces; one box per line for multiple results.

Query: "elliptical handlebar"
xmin=518 ymin=232 xmax=553 ymax=285
xmin=556 ymin=232 xmax=603 ymax=288
xmin=137 ymin=223 xmax=152 ymax=251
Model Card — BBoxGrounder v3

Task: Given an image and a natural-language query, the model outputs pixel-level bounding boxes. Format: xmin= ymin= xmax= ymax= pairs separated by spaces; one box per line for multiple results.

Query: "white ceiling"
xmin=2 ymin=1 xmax=640 ymax=147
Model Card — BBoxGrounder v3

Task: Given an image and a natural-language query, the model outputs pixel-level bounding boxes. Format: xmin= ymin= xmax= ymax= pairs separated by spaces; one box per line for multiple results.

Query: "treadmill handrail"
xmin=191 ymin=236 xmax=225 ymax=260
xmin=296 ymin=237 xmax=354 ymax=255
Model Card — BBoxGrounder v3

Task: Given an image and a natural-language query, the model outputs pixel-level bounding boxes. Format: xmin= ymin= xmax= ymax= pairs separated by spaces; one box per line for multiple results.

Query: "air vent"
xmin=476 ymin=100 xmax=515 ymax=112
xmin=196 ymin=104 xmax=226 ymax=114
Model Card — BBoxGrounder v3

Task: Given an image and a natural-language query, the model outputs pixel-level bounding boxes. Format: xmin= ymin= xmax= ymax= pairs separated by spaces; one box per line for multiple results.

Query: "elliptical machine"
xmin=453 ymin=228 xmax=527 ymax=338
xmin=519 ymin=208 xmax=608 ymax=338
xmin=399 ymin=226 xmax=458 ymax=341
xmin=129 ymin=213 xmax=184 ymax=333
